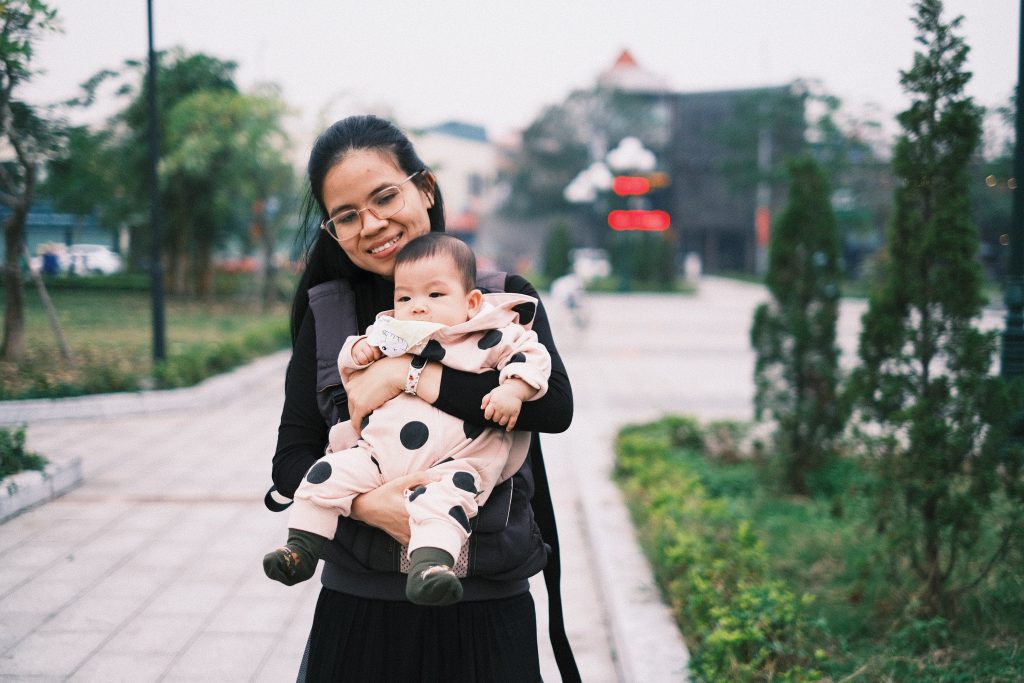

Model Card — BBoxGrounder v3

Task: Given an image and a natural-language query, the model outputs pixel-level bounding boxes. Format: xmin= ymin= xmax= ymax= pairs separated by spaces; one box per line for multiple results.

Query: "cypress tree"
xmin=850 ymin=0 xmax=1024 ymax=616
xmin=751 ymin=155 xmax=843 ymax=494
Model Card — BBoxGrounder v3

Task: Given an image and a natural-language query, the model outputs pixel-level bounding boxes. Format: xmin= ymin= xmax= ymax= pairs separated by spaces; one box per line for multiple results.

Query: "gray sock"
xmin=406 ymin=547 xmax=463 ymax=606
xmin=263 ymin=528 xmax=327 ymax=586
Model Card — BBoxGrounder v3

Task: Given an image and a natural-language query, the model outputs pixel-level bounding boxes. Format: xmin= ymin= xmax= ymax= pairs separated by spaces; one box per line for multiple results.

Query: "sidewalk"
xmin=0 ymin=297 xmax=691 ymax=681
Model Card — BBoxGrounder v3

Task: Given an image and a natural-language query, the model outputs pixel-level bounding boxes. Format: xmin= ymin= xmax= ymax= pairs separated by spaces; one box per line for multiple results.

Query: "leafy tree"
xmin=850 ymin=0 xmax=1024 ymax=616
xmin=41 ymin=125 xmax=116 ymax=242
xmin=56 ymin=49 xmax=238 ymax=276
xmin=502 ymin=87 xmax=667 ymax=218
xmin=58 ymin=50 xmax=294 ymax=297
xmin=0 ymin=0 xmax=62 ymax=362
xmin=112 ymin=49 xmax=238 ymax=283
xmin=542 ymin=220 xmax=573 ymax=281
xmin=751 ymin=156 xmax=843 ymax=494
xmin=161 ymin=85 xmax=293 ymax=297
xmin=716 ymin=85 xmax=808 ymax=199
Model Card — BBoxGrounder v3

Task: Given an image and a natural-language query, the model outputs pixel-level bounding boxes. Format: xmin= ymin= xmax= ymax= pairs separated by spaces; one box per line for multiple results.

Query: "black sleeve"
xmin=433 ymin=274 xmax=573 ymax=434
xmin=271 ymin=311 xmax=329 ymax=499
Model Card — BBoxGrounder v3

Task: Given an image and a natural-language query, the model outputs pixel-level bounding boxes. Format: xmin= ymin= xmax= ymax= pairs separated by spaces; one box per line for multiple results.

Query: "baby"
xmin=263 ymin=233 xmax=550 ymax=606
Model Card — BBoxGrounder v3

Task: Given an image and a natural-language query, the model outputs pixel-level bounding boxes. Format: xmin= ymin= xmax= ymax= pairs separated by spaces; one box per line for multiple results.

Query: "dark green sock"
xmin=263 ymin=528 xmax=327 ymax=586
xmin=406 ymin=547 xmax=463 ymax=606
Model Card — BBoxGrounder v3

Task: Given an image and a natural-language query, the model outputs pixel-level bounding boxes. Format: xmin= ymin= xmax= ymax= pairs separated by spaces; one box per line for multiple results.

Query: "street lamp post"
xmin=606 ymin=138 xmax=658 ymax=292
xmin=564 ymin=138 xmax=666 ymax=291
xmin=1002 ymin=1 xmax=1024 ymax=380
xmin=146 ymin=0 xmax=166 ymax=362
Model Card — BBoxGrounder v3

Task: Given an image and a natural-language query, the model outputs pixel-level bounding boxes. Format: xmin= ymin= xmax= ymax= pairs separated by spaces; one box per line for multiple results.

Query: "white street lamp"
xmin=606 ymin=137 xmax=656 ymax=173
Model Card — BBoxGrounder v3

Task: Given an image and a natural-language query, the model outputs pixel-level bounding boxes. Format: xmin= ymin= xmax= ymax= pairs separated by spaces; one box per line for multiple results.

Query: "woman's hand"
xmin=350 ymin=471 xmax=441 ymax=544
xmin=345 ymin=355 xmax=406 ymax=435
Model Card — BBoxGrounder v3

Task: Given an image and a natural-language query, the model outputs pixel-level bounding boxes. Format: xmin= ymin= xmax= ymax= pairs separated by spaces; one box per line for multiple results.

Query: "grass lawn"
xmin=1 ymin=280 xmax=291 ymax=399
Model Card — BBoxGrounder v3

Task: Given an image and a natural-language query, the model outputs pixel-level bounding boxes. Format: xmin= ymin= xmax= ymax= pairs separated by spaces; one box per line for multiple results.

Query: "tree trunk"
xmin=167 ymin=221 xmax=187 ymax=296
xmin=922 ymin=494 xmax=946 ymax=616
xmin=254 ymin=202 xmax=277 ymax=312
xmin=2 ymin=153 xmax=37 ymax=363
xmin=2 ymin=204 xmax=29 ymax=361
xmin=195 ymin=231 xmax=213 ymax=299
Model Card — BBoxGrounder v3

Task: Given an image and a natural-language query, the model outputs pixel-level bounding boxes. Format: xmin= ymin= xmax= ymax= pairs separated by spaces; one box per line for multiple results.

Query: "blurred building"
xmin=668 ymin=85 xmax=807 ymax=273
xmin=495 ymin=49 xmax=811 ymax=277
xmin=597 ymin=48 xmax=672 ymax=95
xmin=413 ymin=121 xmax=502 ymax=249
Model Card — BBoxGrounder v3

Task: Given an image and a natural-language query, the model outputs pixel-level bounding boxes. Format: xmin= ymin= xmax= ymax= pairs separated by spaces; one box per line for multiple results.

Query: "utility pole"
xmin=1003 ymin=1 xmax=1024 ymax=379
xmin=146 ymin=0 xmax=166 ymax=362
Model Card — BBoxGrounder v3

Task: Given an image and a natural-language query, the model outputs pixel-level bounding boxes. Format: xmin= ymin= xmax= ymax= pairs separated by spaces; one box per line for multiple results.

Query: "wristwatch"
xmin=404 ymin=355 xmax=428 ymax=395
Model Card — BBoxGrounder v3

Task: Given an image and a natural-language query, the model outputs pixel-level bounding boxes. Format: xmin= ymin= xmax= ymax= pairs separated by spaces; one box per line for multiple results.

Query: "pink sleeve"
xmin=495 ymin=324 xmax=551 ymax=399
xmin=338 ymin=333 xmax=371 ymax=386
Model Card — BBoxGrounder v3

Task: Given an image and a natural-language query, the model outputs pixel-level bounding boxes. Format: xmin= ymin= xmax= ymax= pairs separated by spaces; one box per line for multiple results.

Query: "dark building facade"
xmin=667 ymin=85 xmax=806 ymax=273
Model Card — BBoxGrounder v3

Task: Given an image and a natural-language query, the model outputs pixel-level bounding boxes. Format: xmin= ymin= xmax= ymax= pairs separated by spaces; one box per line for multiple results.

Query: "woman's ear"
xmin=420 ymin=171 xmax=437 ymax=207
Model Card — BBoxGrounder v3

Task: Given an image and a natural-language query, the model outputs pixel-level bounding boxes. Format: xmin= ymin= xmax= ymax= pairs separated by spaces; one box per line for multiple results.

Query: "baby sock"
xmin=406 ymin=547 xmax=463 ymax=606
xmin=263 ymin=528 xmax=327 ymax=586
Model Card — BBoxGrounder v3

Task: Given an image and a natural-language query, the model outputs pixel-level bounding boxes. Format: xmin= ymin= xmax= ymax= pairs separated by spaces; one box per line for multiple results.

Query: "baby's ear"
xmin=467 ymin=289 xmax=483 ymax=316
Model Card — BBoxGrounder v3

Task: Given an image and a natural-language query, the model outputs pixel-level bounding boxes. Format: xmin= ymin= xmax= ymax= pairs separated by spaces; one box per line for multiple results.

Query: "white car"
xmin=66 ymin=244 xmax=124 ymax=275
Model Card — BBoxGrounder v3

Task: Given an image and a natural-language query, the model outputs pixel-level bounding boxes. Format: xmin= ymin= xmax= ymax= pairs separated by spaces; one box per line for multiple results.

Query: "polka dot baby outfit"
xmin=288 ymin=293 xmax=551 ymax=569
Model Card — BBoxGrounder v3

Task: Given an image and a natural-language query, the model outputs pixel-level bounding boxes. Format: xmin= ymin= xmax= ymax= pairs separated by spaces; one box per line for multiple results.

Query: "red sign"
xmin=612 ymin=176 xmax=651 ymax=196
xmin=755 ymin=206 xmax=771 ymax=246
xmin=608 ymin=210 xmax=671 ymax=231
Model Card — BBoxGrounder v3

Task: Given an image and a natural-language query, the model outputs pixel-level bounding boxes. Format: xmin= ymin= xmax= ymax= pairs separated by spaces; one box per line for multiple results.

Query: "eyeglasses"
xmin=320 ymin=170 xmax=424 ymax=242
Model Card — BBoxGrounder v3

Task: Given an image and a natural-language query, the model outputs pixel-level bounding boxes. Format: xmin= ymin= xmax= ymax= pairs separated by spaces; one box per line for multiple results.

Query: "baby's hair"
xmin=395 ymin=233 xmax=477 ymax=292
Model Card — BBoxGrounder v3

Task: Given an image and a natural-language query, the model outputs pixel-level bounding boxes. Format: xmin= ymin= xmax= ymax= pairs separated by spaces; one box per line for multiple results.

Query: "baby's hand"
xmin=351 ymin=338 xmax=382 ymax=366
xmin=481 ymin=384 xmax=525 ymax=432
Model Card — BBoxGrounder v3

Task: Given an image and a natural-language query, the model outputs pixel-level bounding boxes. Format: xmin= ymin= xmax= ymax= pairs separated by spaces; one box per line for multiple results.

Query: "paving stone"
xmin=1 ymin=579 xmax=84 ymax=613
xmin=0 ymin=629 xmax=107 ymax=678
xmin=145 ymin=580 xmax=231 ymax=617
xmin=162 ymin=632 xmax=277 ymax=681
xmin=36 ymin=595 xmax=139 ymax=633
xmin=205 ymin=595 xmax=298 ymax=634
xmin=102 ymin=613 xmax=207 ymax=655
xmin=67 ymin=652 xmax=174 ymax=682
xmin=0 ymin=611 xmax=47 ymax=655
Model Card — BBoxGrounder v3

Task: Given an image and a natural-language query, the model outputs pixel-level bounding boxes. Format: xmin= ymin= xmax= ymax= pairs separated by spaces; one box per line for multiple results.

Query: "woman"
xmin=271 ymin=115 xmax=578 ymax=681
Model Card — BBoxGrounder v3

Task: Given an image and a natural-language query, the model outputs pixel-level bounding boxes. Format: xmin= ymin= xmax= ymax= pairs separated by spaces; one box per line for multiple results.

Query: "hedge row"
xmin=613 ymin=416 xmax=825 ymax=682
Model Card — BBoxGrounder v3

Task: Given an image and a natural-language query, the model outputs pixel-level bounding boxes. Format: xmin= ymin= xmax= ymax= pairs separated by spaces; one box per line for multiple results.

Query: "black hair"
xmin=290 ymin=115 xmax=446 ymax=341
xmin=394 ymin=233 xmax=477 ymax=293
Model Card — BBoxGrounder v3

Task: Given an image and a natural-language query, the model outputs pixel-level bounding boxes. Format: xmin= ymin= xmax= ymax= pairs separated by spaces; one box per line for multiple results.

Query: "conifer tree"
xmin=850 ymin=0 xmax=1024 ymax=616
xmin=751 ymin=155 xmax=843 ymax=494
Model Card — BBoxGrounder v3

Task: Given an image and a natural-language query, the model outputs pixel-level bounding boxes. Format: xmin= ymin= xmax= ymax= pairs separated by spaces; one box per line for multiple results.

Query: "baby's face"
xmin=393 ymin=255 xmax=481 ymax=327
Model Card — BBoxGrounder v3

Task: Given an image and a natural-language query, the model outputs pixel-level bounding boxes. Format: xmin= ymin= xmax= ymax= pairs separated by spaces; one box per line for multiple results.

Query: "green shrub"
xmin=696 ymin=582 xmax=825 ymax=682
xmin=0 ymin=426 xmax=48 ymax=479
xmin=614 ymin=418 xmax=825 ymax=681
xmin=36 ymin=273 xmax=150 ymax=291
xmin=661 ymin=414 xmax=705 ymax=451
xmin=152 ymin=318 xmax=288 ymax=389
xmin=0 ymin=346 xmax=140 ymax=400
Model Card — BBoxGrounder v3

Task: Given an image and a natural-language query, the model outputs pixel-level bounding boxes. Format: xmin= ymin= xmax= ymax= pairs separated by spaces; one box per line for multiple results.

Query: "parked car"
xmin=66 ymin=244 xmax=124 ymax=275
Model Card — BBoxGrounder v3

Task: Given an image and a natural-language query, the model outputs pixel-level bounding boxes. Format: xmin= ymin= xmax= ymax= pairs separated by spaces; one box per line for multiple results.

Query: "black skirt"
xmin=300 ymin=587 xmax=542 ymax=682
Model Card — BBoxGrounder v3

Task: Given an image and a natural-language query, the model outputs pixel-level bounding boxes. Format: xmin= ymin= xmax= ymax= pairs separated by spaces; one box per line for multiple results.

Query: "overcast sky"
xmin=22 ymin=1 xmax=1018 ymax=147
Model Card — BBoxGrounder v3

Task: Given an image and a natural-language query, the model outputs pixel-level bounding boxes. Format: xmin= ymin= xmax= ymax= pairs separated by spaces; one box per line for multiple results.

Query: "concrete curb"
xmin=0 ymin=457 xmax=83 ymax=523
xmin=573 ymin=421 xmax=691 ymax=682
xmin=0 ymin=349 xmax=290 ymax=427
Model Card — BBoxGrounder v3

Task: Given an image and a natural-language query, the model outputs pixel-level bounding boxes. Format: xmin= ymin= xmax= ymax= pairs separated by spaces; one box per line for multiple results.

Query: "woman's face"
xmin=321 ymin=148 xmax=434 ymax=279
